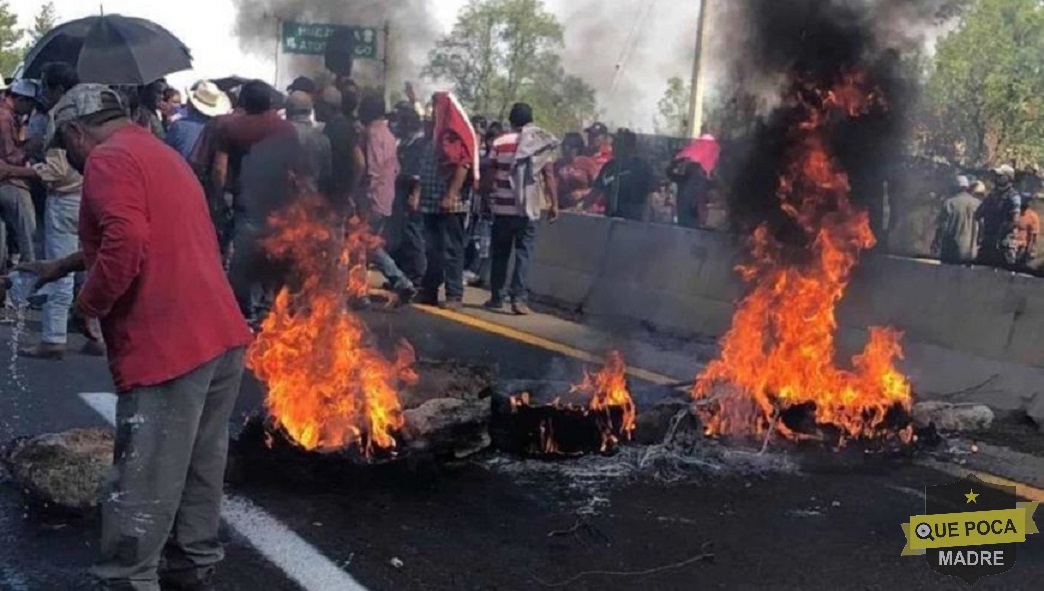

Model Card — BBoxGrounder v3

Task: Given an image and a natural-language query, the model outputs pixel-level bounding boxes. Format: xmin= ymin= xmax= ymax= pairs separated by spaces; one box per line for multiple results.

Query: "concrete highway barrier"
xmin=529 ymin=213 xmax=1044 ymax=422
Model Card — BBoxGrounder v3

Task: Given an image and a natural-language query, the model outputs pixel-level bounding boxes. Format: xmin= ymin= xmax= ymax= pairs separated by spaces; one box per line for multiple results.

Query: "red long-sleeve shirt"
xmin=78 ymin=124 xmax=252 ymax=392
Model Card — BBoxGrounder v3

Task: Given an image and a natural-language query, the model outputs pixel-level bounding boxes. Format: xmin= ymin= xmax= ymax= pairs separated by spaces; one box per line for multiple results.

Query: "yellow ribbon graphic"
xmin=902 ymin=502 xmax=1038 ymax=556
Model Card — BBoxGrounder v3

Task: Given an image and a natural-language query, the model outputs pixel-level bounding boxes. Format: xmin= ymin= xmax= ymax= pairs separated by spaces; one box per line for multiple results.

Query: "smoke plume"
xmin=551 ymin=0 xmax=700 ymax=129
xmin=713 ymin=0 xmax=961 ymax=236
xmin=230 ymin=0 xmax=438 ymax=89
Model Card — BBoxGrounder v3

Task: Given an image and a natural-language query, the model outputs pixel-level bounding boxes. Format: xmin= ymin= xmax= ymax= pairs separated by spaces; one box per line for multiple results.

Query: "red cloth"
xmin=589 ymin=145 xmax=613 ymax=175
xmin=676 ymin=134 xmax=721 ymax=176
xmin=78 ymin=125 xmax=252 ymax=393
xmin=555 ymin=156 xmax=599 ymax=209
xmin=432 ymin=92 xmax=479 ymax=182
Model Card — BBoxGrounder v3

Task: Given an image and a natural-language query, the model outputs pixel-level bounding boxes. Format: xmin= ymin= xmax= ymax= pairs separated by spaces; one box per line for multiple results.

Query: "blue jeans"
xmin=392 ymin=211 xmax=427 ymax=286
xmin=490 ymin=215 xmax=537 ymax=304
xmin=369 ymin=215 xmax=413 ymax=290
xmin=228 ymin=214 xmax=266 ymax=321
xmin=422 ymin=213 xmax=467 ymax=301
xmin=42 ymin=193 xmax=80 ymax=344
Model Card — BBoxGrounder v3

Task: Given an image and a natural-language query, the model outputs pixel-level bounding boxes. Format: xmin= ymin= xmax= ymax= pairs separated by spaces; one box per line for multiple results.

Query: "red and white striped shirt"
xmin=489 ymin=131 xmax=522 ymax=217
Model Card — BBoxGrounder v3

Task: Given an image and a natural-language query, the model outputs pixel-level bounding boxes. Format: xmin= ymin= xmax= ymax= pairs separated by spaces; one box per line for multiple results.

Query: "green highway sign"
xmin=281 ymin=22 xmax=379 ymax=58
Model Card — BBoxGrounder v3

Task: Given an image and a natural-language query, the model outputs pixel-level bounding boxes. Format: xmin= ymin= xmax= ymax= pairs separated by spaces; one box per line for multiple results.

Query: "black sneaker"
xmin=416 ymin=291 xmax=439 ymax=306
xmin=483 ymin=299 xmax=505 ymax=311
xmin=396 ymin=284 xmax=418 ymax=305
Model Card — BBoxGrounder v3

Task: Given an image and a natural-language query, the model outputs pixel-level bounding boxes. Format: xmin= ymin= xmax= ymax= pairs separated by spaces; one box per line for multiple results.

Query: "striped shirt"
xmin=490 ymin=131 xmax=522 ymax=217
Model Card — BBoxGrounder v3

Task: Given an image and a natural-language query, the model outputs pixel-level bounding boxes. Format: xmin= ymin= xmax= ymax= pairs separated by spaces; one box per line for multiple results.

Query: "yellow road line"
xmin=412 ymin=304 xmax=679 ymax=386
xmin=919 ymin=460 xmax=1044 ymax=503
xmin=414 ymin=304 xmax=1044 ymax=499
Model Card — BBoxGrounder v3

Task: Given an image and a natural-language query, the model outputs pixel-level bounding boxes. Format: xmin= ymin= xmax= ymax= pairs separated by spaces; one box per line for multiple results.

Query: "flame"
xmin=692 ymin=72 xmax=913 ymax=445
xmin=573 ymin=350 xmax=637 ymax=450
xmin=510 ymin=351 xmax=637 ymax=454
xmin=247 ymin=196 xmax=418 ymax=456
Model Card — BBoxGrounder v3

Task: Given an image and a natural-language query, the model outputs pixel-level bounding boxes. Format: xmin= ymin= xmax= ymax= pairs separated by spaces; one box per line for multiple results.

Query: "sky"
xmin=9 ymin=0 xmax=698 ymax=129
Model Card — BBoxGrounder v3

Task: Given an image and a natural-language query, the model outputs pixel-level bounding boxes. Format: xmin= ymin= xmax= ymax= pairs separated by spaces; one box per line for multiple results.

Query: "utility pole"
xmin=686 ymin=0 xmax=710 ymax=138
xmin=273 ymin=17 xmax=282 ymax=89
xmin=382 ymin=21 xmax=391 ymax=101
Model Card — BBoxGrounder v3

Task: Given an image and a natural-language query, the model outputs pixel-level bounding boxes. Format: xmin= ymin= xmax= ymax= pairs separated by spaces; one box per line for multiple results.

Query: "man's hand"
xmin=73 ymin=310 xmax=104 ymax=342
xmin=407 ymin=188 xmax=421 ymax=212
xmin=16 ymin=259 xmax=69 ymax=290
xmin=74 ymin=298 xmax=96 ymax=327
xmin=440 ymin=191 xmax=459 ymax=213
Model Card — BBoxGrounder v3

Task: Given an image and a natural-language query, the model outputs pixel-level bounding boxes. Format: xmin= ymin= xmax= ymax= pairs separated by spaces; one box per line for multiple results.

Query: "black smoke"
xmin=230 ymin=0 xmax=438 ymax=88
xmin=717 ymin=0 xmax=963 ymax=240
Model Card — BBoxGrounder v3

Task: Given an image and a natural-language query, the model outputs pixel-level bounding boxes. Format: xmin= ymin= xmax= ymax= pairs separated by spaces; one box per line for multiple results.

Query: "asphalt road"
xmin=1 ymin=307 xmax=1042 ymax=591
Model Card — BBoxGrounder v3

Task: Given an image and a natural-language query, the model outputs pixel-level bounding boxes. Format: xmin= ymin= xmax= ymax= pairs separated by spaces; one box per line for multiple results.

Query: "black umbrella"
xmin=22 ymin=14 xmax=192 ymax=85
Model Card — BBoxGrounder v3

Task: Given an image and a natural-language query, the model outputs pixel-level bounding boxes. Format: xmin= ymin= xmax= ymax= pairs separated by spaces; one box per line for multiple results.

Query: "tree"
xmin=26 ymin=1 xmax=57 ymax=48
xmin=655 ymin=76 xmax=691 ymax=137
xmin=424 ymin=0 xmax=597 ymax=135
xmin=922 ymin=0 xmax=1044 ymax=166
xmin=0 ymin=0 xmax=21 ymax=77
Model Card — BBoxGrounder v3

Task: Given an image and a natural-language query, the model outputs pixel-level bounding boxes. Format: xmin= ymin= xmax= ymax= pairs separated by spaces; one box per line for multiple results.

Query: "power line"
xmin=608 ymin=0 xmax=659 ymax=98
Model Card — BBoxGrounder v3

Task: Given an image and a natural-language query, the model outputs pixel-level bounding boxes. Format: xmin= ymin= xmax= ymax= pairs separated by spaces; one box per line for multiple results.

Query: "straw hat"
xmin=188 ymin=81 xmax=231 ymax=117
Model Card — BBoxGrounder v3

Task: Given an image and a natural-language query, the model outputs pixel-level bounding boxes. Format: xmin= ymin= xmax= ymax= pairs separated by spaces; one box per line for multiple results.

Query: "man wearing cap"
xmin=318 ymin=86 xmax=365 ymax=215
xmin=165 ymin=80 xmax=231 ymax=162
xmin=287 ymin=75 xmax=317 ymax=98
xmin=21 ymin=83 xmax=252 ymax=590
xmin=977 ymin=164 xmax=1022 ymax=267
xmin=932 ymin=175 xmax=981 ymax=265
xmin=585 ymin=121 xmax=613 ymax=173
xmin=284 ymin=90 xmax=332 ymax=194
xmin=0 ymin=79 xmax=41 ymax=268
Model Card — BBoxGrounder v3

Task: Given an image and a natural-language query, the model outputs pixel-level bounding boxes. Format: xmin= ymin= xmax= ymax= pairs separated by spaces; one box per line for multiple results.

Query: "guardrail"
xmin=527 ymin=212 xmax=1044 ymax=419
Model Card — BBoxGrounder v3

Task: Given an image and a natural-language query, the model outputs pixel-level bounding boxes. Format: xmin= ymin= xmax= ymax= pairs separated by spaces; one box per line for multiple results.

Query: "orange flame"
xmin=247 ymin=196 xmax=417 ymax=456
xmin=692 ymin=72 xmax=912 ymax=445
xmin=510 ymin=351 xmax=637 ymax=454
xmin=573 ymin=351 xmax=637 ymax=450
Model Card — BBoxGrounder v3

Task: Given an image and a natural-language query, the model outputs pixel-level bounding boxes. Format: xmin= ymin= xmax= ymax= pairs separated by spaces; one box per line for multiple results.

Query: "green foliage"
xmin=922 ymin=0 xmax=1044 ymax=166
xmin=655 ymin=76 xmax=690 ymax=137
xmin=0 ymin=0 xmax=22 ymax=77
xmin=424 ymin=0 xmax=597 ymax=136
xmin=26 ymin=1 xmax=57 ymax=48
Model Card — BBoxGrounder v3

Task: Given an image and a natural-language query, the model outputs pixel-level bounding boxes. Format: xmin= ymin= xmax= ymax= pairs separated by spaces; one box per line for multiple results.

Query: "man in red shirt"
xmin=555 ymin=132 xmax=598 ymax=210
xmin=22 ymin=84 xmax=252 ymax=590
xmin=584 ymin=121 xmax=614 ymax=173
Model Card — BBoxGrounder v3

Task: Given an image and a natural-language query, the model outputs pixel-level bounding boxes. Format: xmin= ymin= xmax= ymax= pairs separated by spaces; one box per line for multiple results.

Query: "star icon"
xmin=965 ymin=489 xmax=980 ymax=504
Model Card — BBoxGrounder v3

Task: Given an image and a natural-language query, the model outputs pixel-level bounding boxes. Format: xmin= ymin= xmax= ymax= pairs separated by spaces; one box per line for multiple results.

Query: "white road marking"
xmin=79 ymin=392 xmax=368 ymax=591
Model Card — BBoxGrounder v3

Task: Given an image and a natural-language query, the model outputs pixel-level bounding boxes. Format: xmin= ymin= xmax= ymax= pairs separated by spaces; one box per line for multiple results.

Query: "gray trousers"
xmin=0 ymin=183 xmax=37 ymax=266
xmin=93 ymin=347 xmax=246 ymax=590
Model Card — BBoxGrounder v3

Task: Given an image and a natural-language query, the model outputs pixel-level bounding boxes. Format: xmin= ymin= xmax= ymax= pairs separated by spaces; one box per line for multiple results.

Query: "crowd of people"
xmin=0 ymin=50 xmax=1041 ymax=587
xmin=1 ymin=68 xmax=731 ymax=333
xmin=0 ymin=68 xmax=592 ymax=588
xmin=932 ymin=164 xmax=1040 ymax=272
